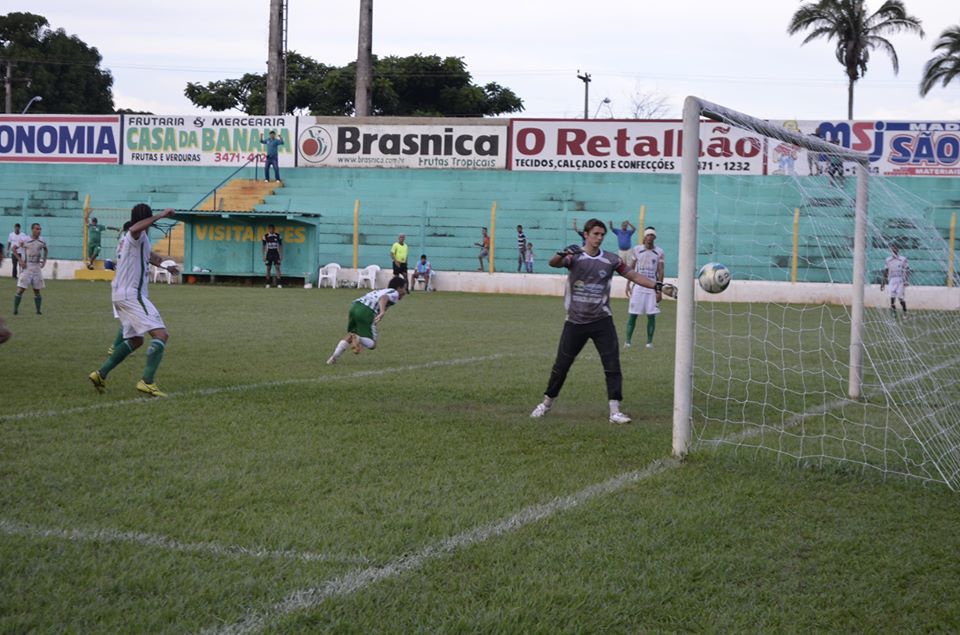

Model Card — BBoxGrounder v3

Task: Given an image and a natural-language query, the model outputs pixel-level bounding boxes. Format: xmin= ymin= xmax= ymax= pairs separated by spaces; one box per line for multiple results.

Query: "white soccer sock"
xmin=332 ymin=339 xmax=349 ymax=359
xmin=609 ymin=400 xmax=621 ymax=415
xmin=543 ymin=396 xmax=554 ymax=408
xmin=359 ymin=336 xmax=375 ymax=349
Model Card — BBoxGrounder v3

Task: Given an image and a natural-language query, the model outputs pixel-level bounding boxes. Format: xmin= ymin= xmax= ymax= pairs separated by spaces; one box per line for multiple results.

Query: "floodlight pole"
xmin=21 ymin=95 xmax=42 ymax=114
xmin=576 ymin=71 xmax=591 ymax=119
xmin=594 ymin=97 xmax=610 ymax=118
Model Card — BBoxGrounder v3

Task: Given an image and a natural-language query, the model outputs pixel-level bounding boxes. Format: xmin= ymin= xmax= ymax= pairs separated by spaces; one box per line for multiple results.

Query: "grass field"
xmin=1 ymin=279 xmax=959 ymax=633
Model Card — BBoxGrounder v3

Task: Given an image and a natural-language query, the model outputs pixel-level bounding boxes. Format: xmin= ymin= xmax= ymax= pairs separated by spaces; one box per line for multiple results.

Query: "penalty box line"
xmin=203 ymin=458 xmax=683 ymax=635
xmin=0 ymin=354 xmax=509 ymax=424
xmin=0 ymin=519 xmax=371 ymax=566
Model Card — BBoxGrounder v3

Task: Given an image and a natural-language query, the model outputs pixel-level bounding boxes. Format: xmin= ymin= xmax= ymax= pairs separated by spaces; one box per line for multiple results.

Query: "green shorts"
xmin=87 ymin=244 xmax=101 ymax=259
xmin=347 ymin=302 xmax=377 ymax=340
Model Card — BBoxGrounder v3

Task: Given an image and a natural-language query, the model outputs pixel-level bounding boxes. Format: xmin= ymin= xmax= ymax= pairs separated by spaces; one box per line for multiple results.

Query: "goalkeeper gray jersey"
xmin=562 ymin=249 xmax=627 ymax=324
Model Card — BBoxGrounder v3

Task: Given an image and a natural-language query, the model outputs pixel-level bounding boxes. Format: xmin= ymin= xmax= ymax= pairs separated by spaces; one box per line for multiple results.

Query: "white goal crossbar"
xmin=672 ymin=96 xmax=872 ymax=458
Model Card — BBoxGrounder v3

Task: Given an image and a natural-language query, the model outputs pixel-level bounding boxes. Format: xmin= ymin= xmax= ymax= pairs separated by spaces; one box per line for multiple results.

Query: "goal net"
xmin=673 ymin=97 xmax=960 ymax=490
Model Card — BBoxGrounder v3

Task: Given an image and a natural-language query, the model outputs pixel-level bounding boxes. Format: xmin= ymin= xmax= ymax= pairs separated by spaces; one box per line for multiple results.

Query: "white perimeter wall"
xmin=8 ymin=261 xmax=958 ymax=311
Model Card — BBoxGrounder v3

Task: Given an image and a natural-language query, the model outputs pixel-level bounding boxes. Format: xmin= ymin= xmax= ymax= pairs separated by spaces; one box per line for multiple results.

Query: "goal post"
xmin=670 ymin=96 xmax=960 ymax=490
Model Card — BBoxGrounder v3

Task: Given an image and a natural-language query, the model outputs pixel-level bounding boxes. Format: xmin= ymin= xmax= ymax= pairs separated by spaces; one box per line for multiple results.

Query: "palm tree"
xmin=788 ymin=0 xmax=924 ymax=119
xmin=920 ymin=23 xmax=960 ymax=96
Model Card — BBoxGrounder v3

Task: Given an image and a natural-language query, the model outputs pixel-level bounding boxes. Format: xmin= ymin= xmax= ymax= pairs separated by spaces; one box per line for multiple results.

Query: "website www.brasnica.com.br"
xmin=336 ymin=156 xmax=405 ymax=166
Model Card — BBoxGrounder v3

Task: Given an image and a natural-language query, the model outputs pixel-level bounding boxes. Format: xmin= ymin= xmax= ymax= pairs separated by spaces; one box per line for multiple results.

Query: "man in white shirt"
xmin=89 ymin=204 xmax=179 ymax=397
xmin=7 ymin=223 xmax=27 ymax=279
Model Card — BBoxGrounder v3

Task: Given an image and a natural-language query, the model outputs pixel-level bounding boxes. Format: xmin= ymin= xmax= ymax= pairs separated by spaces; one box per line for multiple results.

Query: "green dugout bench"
xmin=174 ymin=210 xmax=320 ymax=285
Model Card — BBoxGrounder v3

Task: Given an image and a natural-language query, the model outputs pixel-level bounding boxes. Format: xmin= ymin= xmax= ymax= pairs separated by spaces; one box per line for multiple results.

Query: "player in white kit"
xmin=881 ymin=244 xmax=909 ymax=317
xmin=89 ymin=204 xmax=179 ymax=397
xmin=13 ymin=223 xmax=47 ymax=316
xmin=624 ymin=227 xmax=665 ymax=349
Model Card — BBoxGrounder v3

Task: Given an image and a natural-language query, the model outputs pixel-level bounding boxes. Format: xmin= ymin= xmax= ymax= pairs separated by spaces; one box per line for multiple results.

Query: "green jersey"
xmin=88 ymin=224 xmax=106 ymax=248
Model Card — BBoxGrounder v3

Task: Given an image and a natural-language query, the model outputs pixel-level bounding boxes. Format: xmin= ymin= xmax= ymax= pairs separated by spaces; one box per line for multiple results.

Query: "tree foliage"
xmin=0 ymin=12 xmax=113 ymax=114
xmin=787 ymin=0 xmax=924 ymax=119
xmin=920 ymin=23 xmax=960 ymax=96
xmin=185 ymin=53 xmax=524 ymax=117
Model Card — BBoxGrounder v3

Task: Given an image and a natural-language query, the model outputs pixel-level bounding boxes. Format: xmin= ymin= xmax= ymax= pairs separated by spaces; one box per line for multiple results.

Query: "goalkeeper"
xmin=530 ymin=218 xmax=672 ymax=424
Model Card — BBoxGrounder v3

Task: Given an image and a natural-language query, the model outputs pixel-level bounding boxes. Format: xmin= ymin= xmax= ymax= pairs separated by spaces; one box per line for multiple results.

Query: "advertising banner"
xmin=508 ymin=119 xmax=765 ymax=175
xmin=122 ymin=115 xmax=295 ymax=166
xmin=768 ymin=119 xmax=960 ymax=177
xmin=0 ymin=115 xmax=120 ymax=163
xmin=296 ymin=120 xmax=507 ymax=169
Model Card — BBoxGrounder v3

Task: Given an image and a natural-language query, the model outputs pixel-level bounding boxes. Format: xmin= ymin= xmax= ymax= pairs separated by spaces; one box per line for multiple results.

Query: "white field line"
xmin=204 ymin=351 xmax=960 ymax=633
xmin=0 ymin=354 xmax=510 ymax=568
xmin=0 ymin=354 xmax=508 ymax=424
xmin=203 ymin=458 xmax=681 ymax=635
xmin=0 ymin=519 xmax=370 ymax=565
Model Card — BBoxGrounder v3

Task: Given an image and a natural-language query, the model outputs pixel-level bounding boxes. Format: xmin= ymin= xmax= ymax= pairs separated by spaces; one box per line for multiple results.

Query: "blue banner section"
xmin=0 ymin=115 xmax=120 ymax=164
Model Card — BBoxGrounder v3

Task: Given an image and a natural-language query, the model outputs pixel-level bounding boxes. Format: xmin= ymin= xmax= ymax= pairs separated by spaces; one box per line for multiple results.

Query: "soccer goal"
xmin=673 ymin=96 xmax=960 ymax=490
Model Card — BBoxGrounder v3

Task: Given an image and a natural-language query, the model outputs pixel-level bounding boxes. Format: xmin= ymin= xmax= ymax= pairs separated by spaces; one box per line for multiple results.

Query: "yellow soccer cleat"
xmin=89 ymin=371 xmax=106 ymax=394
xmin=136 ymin=380 xmax=167 ymax=398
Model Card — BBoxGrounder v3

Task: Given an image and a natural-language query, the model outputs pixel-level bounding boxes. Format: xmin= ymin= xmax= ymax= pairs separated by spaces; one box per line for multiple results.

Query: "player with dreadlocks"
xmin=89 ymin=204 xmax=179 ymax=397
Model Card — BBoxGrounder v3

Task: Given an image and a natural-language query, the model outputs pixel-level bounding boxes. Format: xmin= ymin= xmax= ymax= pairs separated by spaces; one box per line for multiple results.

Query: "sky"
xmin=15 ymin=0 xmax=960 ymax=121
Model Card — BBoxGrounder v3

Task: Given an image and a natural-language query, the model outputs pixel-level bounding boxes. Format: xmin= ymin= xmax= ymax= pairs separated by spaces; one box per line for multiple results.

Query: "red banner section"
xmin=508 ymin=119 xmax=765 ymax=175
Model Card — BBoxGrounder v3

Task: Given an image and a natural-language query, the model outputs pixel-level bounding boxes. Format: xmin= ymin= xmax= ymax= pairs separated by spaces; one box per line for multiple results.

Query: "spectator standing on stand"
xmin=516 ymin=225 xmax=527 ymax=272
xmin=608 ymin=219 xmax=636 ymax=262
xmin=260 ymin=130 xmax=284 ymax=183
xmin=475 ymin=227 xmax=490 ymax=271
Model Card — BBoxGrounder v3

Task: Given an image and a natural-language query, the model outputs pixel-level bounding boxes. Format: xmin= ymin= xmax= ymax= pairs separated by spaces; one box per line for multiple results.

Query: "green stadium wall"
xmin=2 ymin=163 xmax=959 ymax=284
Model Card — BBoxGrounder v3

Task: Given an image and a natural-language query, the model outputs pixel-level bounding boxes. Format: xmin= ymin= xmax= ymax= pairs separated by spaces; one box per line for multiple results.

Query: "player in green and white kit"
xmin=14 ymin=223 xmax=47 ymax=315
xmin=89 ymin=204 xmax=179 ymax=397
xmin=326 ymin=276 xmax=407 ymax=364
xmin=624 ymin=227 xmax=665 ymax=349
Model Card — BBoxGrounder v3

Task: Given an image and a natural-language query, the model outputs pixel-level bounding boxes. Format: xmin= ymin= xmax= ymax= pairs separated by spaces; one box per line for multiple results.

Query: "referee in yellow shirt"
xmin=390 ymin=233 xmax=410 ymax=290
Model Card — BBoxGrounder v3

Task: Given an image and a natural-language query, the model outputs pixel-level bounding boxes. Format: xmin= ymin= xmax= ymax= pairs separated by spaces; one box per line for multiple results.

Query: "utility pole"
xmin=355 ymin=0 xmax=373 ymax=117
xmin=265 ymin=0 xmax=284 ymax=115
xmin=4 ymin=61 xmax=13 ymax=114
xmin=576 ymin=70 xmax=591 ymax=120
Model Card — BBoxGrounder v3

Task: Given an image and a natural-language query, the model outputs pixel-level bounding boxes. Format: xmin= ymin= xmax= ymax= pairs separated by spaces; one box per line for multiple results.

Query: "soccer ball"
xmin=697 ymin=262 xmax=731 ymax=294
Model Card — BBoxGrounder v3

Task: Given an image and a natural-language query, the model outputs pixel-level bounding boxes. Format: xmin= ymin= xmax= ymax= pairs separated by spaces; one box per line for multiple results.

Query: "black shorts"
xmin=265 ymin=252 xmax=281 ymax=264
xmin=393 ymin=262 xmax=407 ymax=276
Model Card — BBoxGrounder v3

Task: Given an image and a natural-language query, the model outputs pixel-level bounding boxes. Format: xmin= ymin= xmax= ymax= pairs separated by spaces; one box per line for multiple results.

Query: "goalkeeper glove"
xmin=651 ymin=282 xmax=678 ymax=299
xmin=556 ymin=244 xmax=583 ymax=256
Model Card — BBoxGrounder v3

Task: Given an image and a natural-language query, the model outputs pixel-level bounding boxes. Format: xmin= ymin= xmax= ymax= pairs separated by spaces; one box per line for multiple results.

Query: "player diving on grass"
xmin=89 ymin=204 xmax=179 ymax=397
xmin=326 ymin=276 xmax=407 ymax=365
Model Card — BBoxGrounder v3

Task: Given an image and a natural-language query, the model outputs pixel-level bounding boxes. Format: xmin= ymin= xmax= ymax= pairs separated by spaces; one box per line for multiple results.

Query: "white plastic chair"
xmin=152 ymin=259 xmax=177 ymax=284
xmin=357 ymin=264 xmax=380 ymax=289
xmin=317 ymin=262 xmax=341 ymax=288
